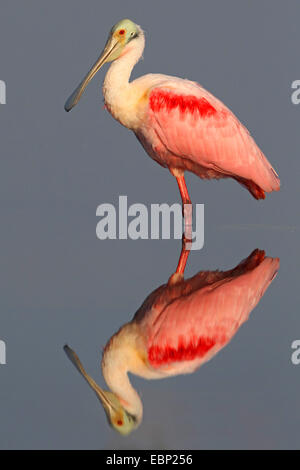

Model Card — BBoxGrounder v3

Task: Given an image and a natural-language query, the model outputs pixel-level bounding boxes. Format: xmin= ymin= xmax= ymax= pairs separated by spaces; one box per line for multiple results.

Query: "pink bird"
xmin=65 ymin=19 xmax=280 ymax=207
xmin=64 ymin=248 xmax=279 ymax=435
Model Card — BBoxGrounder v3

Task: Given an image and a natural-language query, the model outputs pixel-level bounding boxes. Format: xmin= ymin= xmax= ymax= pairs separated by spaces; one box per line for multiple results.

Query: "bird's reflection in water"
xmin=64 ymin=248 xmax=279 ymax=435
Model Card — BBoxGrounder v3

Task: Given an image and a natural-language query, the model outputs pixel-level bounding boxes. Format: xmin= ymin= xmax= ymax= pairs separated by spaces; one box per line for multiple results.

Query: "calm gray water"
xmin=0 ymin=0 xmax=299 ymax=449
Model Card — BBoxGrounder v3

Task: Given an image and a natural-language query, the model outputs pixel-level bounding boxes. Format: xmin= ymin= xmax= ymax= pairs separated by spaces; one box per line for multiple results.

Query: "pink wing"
xmin=135 ymin=250 xmax=279 ymax=370
xmin=139 ymin=80 xmax=280 ymax=198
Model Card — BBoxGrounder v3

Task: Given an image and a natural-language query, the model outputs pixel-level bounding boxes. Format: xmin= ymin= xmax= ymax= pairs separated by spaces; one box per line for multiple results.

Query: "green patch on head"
xmin=111 ymin=18 xmax=140 ymax=44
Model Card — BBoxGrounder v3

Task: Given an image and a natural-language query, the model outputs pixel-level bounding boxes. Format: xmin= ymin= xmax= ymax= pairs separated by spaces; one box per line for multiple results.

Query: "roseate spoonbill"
xmin=64 ymin=248 xmax=279 ymax=435
xmin=65 ymin=19 xmax=280 ymax=207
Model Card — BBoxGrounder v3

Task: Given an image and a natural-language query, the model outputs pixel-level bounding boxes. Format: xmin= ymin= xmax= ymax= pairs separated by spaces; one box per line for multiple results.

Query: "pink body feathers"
xmin=135 ymin=80 xmax=280 ymax=200
xmin=131 ymin=249 xmax=279 ymax=375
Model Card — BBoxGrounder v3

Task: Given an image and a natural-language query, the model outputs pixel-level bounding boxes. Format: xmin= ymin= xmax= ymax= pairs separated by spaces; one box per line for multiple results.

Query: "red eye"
xmin=119 ymin=29 xmax=125 ymax=36
xmin=117 ymin=420 xmax=123 ymax=426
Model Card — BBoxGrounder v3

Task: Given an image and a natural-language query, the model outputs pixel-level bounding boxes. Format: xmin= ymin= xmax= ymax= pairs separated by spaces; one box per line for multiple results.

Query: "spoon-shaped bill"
xmin=64 ymin=37 xmax=121 ymax=112
xmin=63 ymin=344 xmax=118 ymax=413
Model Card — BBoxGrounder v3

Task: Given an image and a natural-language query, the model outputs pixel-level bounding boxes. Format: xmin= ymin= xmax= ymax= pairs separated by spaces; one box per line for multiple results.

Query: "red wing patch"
xmin=148 ymin=336 xmax=217 ymax=366
xmin=234 ymin=176 xmax=266 ymax=200
xmin=149 ymin=89 xmax=217 ymax=118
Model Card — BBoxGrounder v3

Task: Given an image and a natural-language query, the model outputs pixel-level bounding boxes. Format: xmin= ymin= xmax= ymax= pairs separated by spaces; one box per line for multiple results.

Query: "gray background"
xmin=0 ymin=0 xmax=299 ymax=449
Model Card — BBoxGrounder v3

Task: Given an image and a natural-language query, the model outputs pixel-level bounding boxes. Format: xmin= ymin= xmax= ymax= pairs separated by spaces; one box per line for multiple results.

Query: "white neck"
xmin=102 ymin=326 xmax=143 ymax=424
xmin=102 ymin=33 xmax=145 ymax=129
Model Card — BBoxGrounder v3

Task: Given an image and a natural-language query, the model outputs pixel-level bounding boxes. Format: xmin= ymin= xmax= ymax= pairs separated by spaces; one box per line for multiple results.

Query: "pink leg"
xmin=176 ymin=175 xmax=192 ymax=243
xmin=175 ymin=236 xmax=191 ymax=275
xmin=176 ymin=175 xmax=191 ymax=206
xmin=168 ymin=235 xmax=191 ymax=285
xmin=167 ymin=171 xmax=193 ymax=286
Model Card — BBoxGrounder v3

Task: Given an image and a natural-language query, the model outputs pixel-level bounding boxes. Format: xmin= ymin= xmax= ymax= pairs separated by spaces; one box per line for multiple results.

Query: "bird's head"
xmin=64 ymin=345 xmax=138 ymax=436
xmin=107 ymin=19 xmax=142 ymax=60
xmin=64 ymin=19 xmax=142 ymax=112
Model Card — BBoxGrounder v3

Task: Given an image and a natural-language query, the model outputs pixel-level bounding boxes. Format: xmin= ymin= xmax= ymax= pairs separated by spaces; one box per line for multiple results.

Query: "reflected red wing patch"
xmin=148 ymin=336 xmax=217 ymax=366
xmin=149 ymin=89 xmax=217 ymax=117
